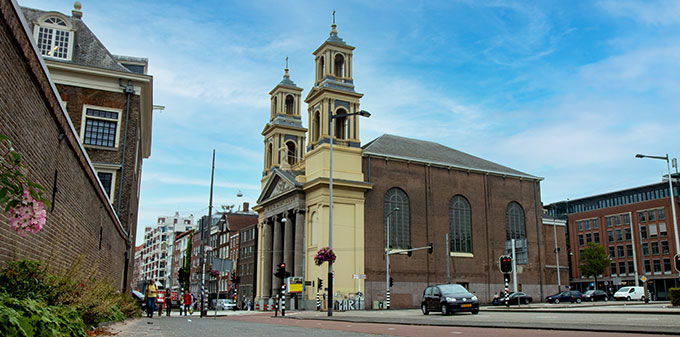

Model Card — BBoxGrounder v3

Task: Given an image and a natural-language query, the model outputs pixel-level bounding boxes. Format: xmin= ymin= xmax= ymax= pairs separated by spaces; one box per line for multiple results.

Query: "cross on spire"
xmin=332 ymin=10 xmax=335 ymax=24
xmin=285 ymin=56 xmax=288 ymax=69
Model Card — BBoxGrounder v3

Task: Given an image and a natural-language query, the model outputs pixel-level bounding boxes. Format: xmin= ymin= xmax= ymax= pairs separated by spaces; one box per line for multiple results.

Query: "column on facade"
xmin=262 ymin=220 xmax=273 ymax=299
xmin=294 ymin=210 xmax=305 ymax=277
xmin=271 ymin=216 xmax=284 ymax=296
xmin=284 ymin=211 xmax=294 ymax=275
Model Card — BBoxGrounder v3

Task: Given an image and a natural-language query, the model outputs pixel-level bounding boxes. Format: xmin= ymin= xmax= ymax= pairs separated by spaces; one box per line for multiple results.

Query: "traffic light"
xmin=318 ymin=278 xmax=323 ymax=289
xmin=428 ymin=243 xmax=433 ymax=254
xmin=231 ymin=274 xmax=240 ymax=284
xmin=177 ymin=267 xmax=184 ymax=282
xmin=500 ymin=255 xmax=513 ymax=273
xmin=275 ymin=263 xmax=286 ymax=278
xmin=674 ymin=254 xmax=680 ymax=272
xmin=389 ymin=277 xmax=394 ymax=288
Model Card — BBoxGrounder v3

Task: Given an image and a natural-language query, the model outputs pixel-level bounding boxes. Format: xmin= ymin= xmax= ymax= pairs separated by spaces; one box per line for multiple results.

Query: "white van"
xmin=613 ymin=286 xmax=646 ymax=301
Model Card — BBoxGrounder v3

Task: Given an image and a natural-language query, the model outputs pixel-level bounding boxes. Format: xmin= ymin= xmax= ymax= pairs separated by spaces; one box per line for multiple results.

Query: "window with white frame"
xmin=34 ymin=15 xmax=73 ymax=60
xmin=94 ymin=167 xmax=117 ymax=200
xmin=81 ymin=106 xmax=122 ymax=148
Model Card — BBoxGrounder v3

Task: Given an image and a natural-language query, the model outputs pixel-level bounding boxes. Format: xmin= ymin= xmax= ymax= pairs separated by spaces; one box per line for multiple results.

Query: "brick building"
xmin=237 ymin=223 xmax=258 ymax=307
xmin=171 ymin=229 xmax=193 ymax=291
xmin=0 ymin=0 xmax=129 ymax=289
xmin=546 ymin=178 xmax=680 ymax=300
xmin=18 ymin=3 xmax=154 ymax=291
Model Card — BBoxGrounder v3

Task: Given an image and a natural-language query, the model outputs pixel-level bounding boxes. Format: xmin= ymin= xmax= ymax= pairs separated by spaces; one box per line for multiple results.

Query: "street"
xmin=108 ymin=306 xmax=679 ymax=336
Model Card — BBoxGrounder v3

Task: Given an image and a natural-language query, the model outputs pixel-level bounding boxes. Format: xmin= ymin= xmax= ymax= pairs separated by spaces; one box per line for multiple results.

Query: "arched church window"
xmin=449 ymin=195 xmax=472 ymax=253
xmin=266 ymin=143 xmax=273 ymax=168
xmin=334 ymin=108 xmax=347 ymax=140
xmin=334 ymin=54 xmax=344 ymax=78
xmin=318 ymin=56 xmax=325 ymax=81
xmin=506 ymin=201 xmax=528 ymax=264
xmin=271 ymin=96 xmax=277 ymax=118
xmin=285 ymin=95 xmax=294 ymax=115
xmin=35 ymin=15 xmax=72 ymax=60
xmin=384 ymin=188 xmax=410 ymax=249
xmin=311 ymin=211 xmax=318 ymax=245
xmin=313 ymin=111 xmax=321 ymax=142
xmin=286 ymin=141 xmax=296 ymax=165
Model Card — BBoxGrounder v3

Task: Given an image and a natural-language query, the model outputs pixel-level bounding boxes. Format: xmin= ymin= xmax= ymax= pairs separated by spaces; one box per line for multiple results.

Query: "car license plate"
xmin=462 ymin=304 xmax=472 ymax=308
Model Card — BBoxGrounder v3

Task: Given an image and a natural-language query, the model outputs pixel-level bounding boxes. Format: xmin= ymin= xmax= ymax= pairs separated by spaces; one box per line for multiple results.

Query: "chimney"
xmin=72 ymin=1 xmax=83 ymax=19
xmin=243 ymin=202 xmax=249 ymax=213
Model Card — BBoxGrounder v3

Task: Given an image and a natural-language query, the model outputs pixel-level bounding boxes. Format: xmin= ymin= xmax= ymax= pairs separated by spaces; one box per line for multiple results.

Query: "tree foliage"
xmin=579 ymin=242 xmax=611 ymax=286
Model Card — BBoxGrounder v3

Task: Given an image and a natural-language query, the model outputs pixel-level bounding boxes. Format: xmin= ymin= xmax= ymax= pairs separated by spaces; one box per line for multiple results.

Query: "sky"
xmin=19 ymin=0 xmax=680 ymax=246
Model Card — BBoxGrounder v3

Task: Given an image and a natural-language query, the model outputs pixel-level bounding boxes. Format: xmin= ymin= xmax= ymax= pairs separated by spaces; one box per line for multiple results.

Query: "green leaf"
xmin=10 ymin=151 xmax=21 ymax=165
xmin=0 ymin=134 xmax=9 ymax=142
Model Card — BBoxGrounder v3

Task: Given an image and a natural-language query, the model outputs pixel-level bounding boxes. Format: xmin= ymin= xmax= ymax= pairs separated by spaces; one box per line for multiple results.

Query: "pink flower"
xmin=6 ymin=190 xmax=46 ymax=236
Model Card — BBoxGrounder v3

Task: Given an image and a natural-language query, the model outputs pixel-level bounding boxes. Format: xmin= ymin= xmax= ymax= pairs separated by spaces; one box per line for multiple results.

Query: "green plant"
xmin=578 ymin=243 xmax=611 ymax=289
xmin=670 ymin=288 xmax=680 ymax=306
xmin=0 ymin=291 xmax=86 ymax=337
xmin=0 ymin=260 xmax=56 ymax=303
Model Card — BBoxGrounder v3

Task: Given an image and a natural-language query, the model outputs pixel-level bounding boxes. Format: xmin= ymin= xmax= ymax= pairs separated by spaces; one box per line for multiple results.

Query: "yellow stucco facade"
xmin=254 ymin=21 xmax=371 ymax=309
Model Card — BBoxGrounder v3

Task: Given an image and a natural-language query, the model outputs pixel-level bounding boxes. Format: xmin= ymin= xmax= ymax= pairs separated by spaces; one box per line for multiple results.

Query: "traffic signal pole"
xmin=512 ymin=239 xmax=518 ymax=293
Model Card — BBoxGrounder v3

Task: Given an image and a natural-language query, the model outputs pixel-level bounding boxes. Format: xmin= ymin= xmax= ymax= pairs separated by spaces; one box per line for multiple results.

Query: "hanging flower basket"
xmin=314 ymin=246 xmax=336 ymax=265
xmin=210 ymin=269 xmax=220 ymax=277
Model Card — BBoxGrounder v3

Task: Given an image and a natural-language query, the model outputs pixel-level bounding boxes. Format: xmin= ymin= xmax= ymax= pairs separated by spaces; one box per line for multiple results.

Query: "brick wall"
xmin=0 ymin=1 xmax=129 ymax=289
xmin=363 ymin=156 xmax=545 ymax=307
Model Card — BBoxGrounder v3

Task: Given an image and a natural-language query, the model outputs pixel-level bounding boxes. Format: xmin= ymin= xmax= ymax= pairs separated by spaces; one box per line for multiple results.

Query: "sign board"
xmin=353 ymin=274 xmax=366 ymax=279
xmin=612 ymin=277 xmax=622 ymax=285
xmin=287 ymin=276 xmax=303 ymax=293
xmin=213 ymin=258 xmax=233 ymax=273
xmin=640 ymin=275 xmax=648 ymax=283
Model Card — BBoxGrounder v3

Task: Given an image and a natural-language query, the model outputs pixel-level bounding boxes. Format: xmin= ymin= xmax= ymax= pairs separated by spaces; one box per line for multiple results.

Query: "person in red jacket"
xmin=182 ymin=291 xmax=192 ymax=316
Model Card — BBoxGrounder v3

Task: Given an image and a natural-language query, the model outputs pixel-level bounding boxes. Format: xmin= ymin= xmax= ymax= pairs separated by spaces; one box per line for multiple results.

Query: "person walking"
xmin=183 ymin=291 xmax=192 ymax=316
xmin=166 ymin=289 xmax=172 ymax=317
xmin=145 ymin=280 xmax=158 ymax=318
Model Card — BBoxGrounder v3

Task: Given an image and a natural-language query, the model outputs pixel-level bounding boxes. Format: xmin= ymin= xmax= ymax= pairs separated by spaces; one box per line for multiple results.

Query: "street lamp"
xmin=328 ymin=109 xmax=370 ymax=317
xmin=635 ymin=154 xmax=680 ymax=259
xmin=385 ymin=207 xmax=399 ymax=309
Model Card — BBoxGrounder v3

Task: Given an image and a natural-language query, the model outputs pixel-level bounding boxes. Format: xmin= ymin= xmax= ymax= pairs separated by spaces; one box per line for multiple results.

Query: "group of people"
xmin=143 ymin=279 xmax=195 ymax=318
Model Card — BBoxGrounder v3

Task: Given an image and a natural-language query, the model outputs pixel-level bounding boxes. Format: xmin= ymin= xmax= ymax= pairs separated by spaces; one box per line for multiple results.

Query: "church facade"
xmin=254 ymin=21 xmax=560 ymax=310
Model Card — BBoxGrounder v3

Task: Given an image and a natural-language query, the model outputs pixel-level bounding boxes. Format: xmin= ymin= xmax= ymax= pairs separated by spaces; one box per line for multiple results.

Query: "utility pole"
xmin=446 ymin=233 xmax=451 ymax=284
xmin=201 ymin=150 xmax=215 ymax=318
xmin=511 ymin=239 xmax=518 ymax=293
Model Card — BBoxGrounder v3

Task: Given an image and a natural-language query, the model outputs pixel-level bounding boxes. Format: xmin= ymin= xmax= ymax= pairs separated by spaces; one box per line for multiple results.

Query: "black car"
xmin=545 ymin=290 xmax=584 ymax=304
xmin=498 ymin=292 xmax=533 ymax=305
xmin=583 ymin=289 xmax=608 ymax=302
xmin=421 ymin=284 xmax=479 ymax=315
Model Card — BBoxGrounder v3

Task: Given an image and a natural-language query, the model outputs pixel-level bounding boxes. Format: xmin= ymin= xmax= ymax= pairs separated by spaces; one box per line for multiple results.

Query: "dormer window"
xmin=34 ymin=15 xmax=73 ymax=60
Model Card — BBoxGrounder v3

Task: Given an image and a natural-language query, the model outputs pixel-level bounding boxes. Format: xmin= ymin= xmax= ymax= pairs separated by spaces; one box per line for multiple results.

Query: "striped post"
xmin=386 ymin=290 xmax=390 ymax=309
xmin=504 ymin=273 xmax=510 ymax=307
xmin=316 ymin=289 xmax=320 ymax=310
xmin=281 ymin=285 xmax=286 ymax=316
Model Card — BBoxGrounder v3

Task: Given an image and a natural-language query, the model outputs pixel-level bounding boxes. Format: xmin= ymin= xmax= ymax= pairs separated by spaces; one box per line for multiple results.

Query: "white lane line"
xmin=629 ymin=318 xmax=659 ymax=321
xmin=450 ymin=332 xmax=462 ymax=335
xmin=388 ymin=328 xmax=396 ymax=330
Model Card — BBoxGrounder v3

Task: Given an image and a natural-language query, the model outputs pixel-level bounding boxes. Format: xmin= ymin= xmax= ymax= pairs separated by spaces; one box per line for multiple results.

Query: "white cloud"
xmin=597 ymin=0 xmax=680 ymax=26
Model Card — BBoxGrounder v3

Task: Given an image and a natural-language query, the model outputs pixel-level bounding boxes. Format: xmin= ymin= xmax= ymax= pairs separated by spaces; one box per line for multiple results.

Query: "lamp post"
xmin=328 ymin=109 xmax=370 ymax=317
xmin=385 ymin=207 xmax=399 ymax=309
xmin=635 ymin=154 xmax=680 ymax=257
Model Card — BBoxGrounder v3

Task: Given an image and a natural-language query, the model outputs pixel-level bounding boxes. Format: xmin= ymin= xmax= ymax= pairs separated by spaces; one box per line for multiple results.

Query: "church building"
xmin=254 ymin=19 xmax=562 ymax=310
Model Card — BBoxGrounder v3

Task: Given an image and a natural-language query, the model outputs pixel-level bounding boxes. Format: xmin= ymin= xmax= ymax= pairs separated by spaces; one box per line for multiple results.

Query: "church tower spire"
xmin=261 ymin=60 xmax=306 ymax=183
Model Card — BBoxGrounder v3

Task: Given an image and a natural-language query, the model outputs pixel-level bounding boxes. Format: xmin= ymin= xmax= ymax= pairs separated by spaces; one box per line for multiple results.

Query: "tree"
xmin=182 ymin=232 xmax=193 ymax=291
xmin=579 ymin=242 xmax=611 ymax=290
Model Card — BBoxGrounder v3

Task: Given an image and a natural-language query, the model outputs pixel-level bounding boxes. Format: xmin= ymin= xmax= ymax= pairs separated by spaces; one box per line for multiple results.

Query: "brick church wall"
xmin=363 ymin=156 xmax=545 ymax=307
xmin=0 ymin=1 xmax=129 ymax=288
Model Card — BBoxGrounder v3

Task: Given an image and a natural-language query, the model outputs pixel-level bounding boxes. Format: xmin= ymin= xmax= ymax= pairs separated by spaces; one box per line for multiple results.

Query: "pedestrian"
xmin=184 ymin=291 xmax=193 ymax=316
xmin=145 ymin=280 xmax=158 ymax=318
xmin=166 ymin=289 xmax=172 ymax=317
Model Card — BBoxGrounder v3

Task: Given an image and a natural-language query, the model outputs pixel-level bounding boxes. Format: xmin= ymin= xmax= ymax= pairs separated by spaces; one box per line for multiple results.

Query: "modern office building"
xmin=546 ymin=178 xmax=680 ymax=300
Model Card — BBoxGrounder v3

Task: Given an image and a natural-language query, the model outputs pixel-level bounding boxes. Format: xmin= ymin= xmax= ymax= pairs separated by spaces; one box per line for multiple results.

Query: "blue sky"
xmin=20 ymin=0 xmax=680 ymax=246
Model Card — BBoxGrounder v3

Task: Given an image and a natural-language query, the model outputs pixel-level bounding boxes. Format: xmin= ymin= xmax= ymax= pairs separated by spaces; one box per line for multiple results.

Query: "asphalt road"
xmin=108 ymin=310 xmax=678 ymax=337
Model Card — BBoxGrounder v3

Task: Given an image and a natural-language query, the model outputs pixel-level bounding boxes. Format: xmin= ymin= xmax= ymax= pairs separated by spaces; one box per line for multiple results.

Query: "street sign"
xmin=612 ymin=277 xmax=622 ymax=285
xmin=353 ymin=274 xmax=366 ymax=279
xmin=640 ymin=275 xmax=648 ymax=283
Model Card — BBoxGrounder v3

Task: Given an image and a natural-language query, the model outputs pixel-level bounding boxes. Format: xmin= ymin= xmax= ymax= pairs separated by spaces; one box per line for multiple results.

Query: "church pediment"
xmin=257 ymin=168 xmax=301 ymax=204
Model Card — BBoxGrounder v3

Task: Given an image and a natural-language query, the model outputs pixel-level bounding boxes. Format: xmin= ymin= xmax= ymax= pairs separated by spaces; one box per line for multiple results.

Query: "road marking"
xmin=629 ymin=318 xmax=659 ymax=321
xmin=536 ymin=316 xmax=558 ymax=319
xmin=346 ymin=325 xmax=352 ymax=327
xmin=450 ymin=332 xmax=462 ymax=335
xmin=388 ymin=328 xmax=395 ymax=330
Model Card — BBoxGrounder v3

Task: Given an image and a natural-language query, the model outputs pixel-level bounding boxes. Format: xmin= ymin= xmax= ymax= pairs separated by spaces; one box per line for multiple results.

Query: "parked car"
xmin=545 ymin=290 xmax=584 ymax=304
xmin=583 ymin=289 xmax=608 ymax=302
xmin=498 ymin=292 xmax=533 ymax=305
xmin=421 ymin=284 xmax=479 ymax=315
xmin=614 ymin=286 xmax=646 ymax=301
xmin=131 ymin=290 xmax=147 ymax=311
xmin=215 ymin=299 xmax=236 ymax=310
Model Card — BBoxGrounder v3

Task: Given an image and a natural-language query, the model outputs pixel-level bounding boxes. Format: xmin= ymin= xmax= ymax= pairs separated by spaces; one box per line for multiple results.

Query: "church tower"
xmin=302 ymin=16 xmax=371 ymax=305
xmin=261 ymin=62 xmax=306 ymax=187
